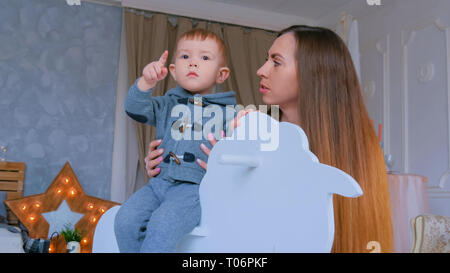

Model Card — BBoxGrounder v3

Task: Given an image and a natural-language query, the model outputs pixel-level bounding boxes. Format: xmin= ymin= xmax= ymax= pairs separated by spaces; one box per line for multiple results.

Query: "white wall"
xmin=319 ymin=0 xmax=450 ymax=217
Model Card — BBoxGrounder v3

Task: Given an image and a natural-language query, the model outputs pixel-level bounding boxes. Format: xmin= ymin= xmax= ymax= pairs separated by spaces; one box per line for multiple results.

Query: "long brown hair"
xmin=279 ymin=25 xmax=393 ymax=252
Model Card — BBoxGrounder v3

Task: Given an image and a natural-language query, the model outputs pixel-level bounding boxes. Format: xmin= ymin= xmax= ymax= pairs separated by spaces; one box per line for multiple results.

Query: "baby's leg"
xmin=140 ymin=181 xmax=201 ymax=253
xmin=114 ymin=182 xmax=161 ymax=253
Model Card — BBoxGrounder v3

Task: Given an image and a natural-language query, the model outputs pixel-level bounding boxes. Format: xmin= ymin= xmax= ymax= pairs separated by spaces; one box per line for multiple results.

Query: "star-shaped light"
xmin=4 ymin=162 xmax=120 ymax=253
xmin=42 ymin=200 xmax=84 ymax=237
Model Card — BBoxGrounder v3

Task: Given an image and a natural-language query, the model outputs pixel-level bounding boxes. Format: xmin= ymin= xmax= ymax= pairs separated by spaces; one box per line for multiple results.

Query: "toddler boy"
xmin=114 ymin=29 xmax=236 ymax=252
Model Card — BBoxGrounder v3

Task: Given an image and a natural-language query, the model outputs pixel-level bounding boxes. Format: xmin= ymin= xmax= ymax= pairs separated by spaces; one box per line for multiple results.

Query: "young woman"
xmin=144 ymin=25 xmax=393 ymax=253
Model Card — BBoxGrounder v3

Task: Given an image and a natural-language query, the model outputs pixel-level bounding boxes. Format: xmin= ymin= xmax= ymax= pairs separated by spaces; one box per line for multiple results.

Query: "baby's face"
xmin=170 ymin=38 xmax=227 ymax=95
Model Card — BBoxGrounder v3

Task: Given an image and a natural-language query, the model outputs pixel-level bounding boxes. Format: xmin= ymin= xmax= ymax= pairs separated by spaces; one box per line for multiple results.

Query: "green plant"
xmin=60 ymin=225 xmax=83 ymax=243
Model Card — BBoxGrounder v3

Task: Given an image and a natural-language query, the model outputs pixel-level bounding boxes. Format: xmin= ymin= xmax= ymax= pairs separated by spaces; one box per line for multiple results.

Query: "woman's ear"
xmin=169 ymin=64 xmax=177 ymax=81
xmin=216 ymin=66 xmax=230 ymax=84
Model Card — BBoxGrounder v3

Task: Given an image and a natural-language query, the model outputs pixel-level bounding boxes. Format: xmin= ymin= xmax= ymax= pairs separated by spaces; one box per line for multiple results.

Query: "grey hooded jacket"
xmin=125 ymin=79 xmax=237 ymax=184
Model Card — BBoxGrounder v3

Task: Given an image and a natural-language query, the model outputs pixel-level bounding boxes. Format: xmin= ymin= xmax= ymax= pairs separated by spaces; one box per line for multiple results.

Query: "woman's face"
xmin=257 ymin=32 xmax=299 ymax=107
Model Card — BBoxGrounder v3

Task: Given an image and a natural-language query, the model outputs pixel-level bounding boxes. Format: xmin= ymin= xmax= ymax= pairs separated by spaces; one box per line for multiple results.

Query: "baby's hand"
xmin=137 ymin=50 xmax=169 ymax=91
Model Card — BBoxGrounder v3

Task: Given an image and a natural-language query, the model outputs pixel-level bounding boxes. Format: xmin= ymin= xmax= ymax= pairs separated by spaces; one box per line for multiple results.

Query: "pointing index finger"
xmin=159 ymin=50 xmax=168 ymax=65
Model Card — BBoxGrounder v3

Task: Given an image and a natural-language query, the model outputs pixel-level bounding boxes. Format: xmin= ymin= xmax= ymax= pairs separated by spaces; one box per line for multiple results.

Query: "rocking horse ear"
xmin=318 ymin=164 xmax=363 ymax=198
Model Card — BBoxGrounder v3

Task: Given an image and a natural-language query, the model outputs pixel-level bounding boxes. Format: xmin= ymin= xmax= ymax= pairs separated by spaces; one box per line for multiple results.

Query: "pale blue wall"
xmin=0 ymin=0 xmax=122 ymax=202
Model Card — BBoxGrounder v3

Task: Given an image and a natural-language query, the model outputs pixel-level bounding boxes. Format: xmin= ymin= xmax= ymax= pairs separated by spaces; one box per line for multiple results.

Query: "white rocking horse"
xmin=92 ymin=111 xmax=362 ymax=253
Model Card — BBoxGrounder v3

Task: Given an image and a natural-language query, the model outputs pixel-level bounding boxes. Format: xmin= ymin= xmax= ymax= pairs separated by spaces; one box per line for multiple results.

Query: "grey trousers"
xmin=114 ymin=177 xmax=201 ymax=253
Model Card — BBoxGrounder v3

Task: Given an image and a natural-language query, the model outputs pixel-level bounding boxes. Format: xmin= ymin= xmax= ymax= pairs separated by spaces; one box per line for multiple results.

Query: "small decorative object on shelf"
xmin=60 ymin=225 xmax=83 ymax=253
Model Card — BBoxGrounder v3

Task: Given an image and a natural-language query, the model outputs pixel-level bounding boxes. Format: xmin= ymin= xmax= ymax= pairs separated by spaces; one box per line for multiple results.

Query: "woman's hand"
xmin=144 ymin=139 xmax=164 ymax=178
xmin=196 ymin=109 xmax=255 ymax=170
xmin=196 ymin=133 xmax=218 ymax=170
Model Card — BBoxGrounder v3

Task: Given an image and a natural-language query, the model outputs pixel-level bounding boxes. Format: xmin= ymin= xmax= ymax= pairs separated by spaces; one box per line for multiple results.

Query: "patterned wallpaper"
xmin=0 ymin=0 xmax=122 ymax=202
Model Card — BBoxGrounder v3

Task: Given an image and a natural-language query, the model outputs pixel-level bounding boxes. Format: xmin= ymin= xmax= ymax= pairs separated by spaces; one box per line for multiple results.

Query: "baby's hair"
xmin=176 ymin=29 xmax=227 ymax=66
